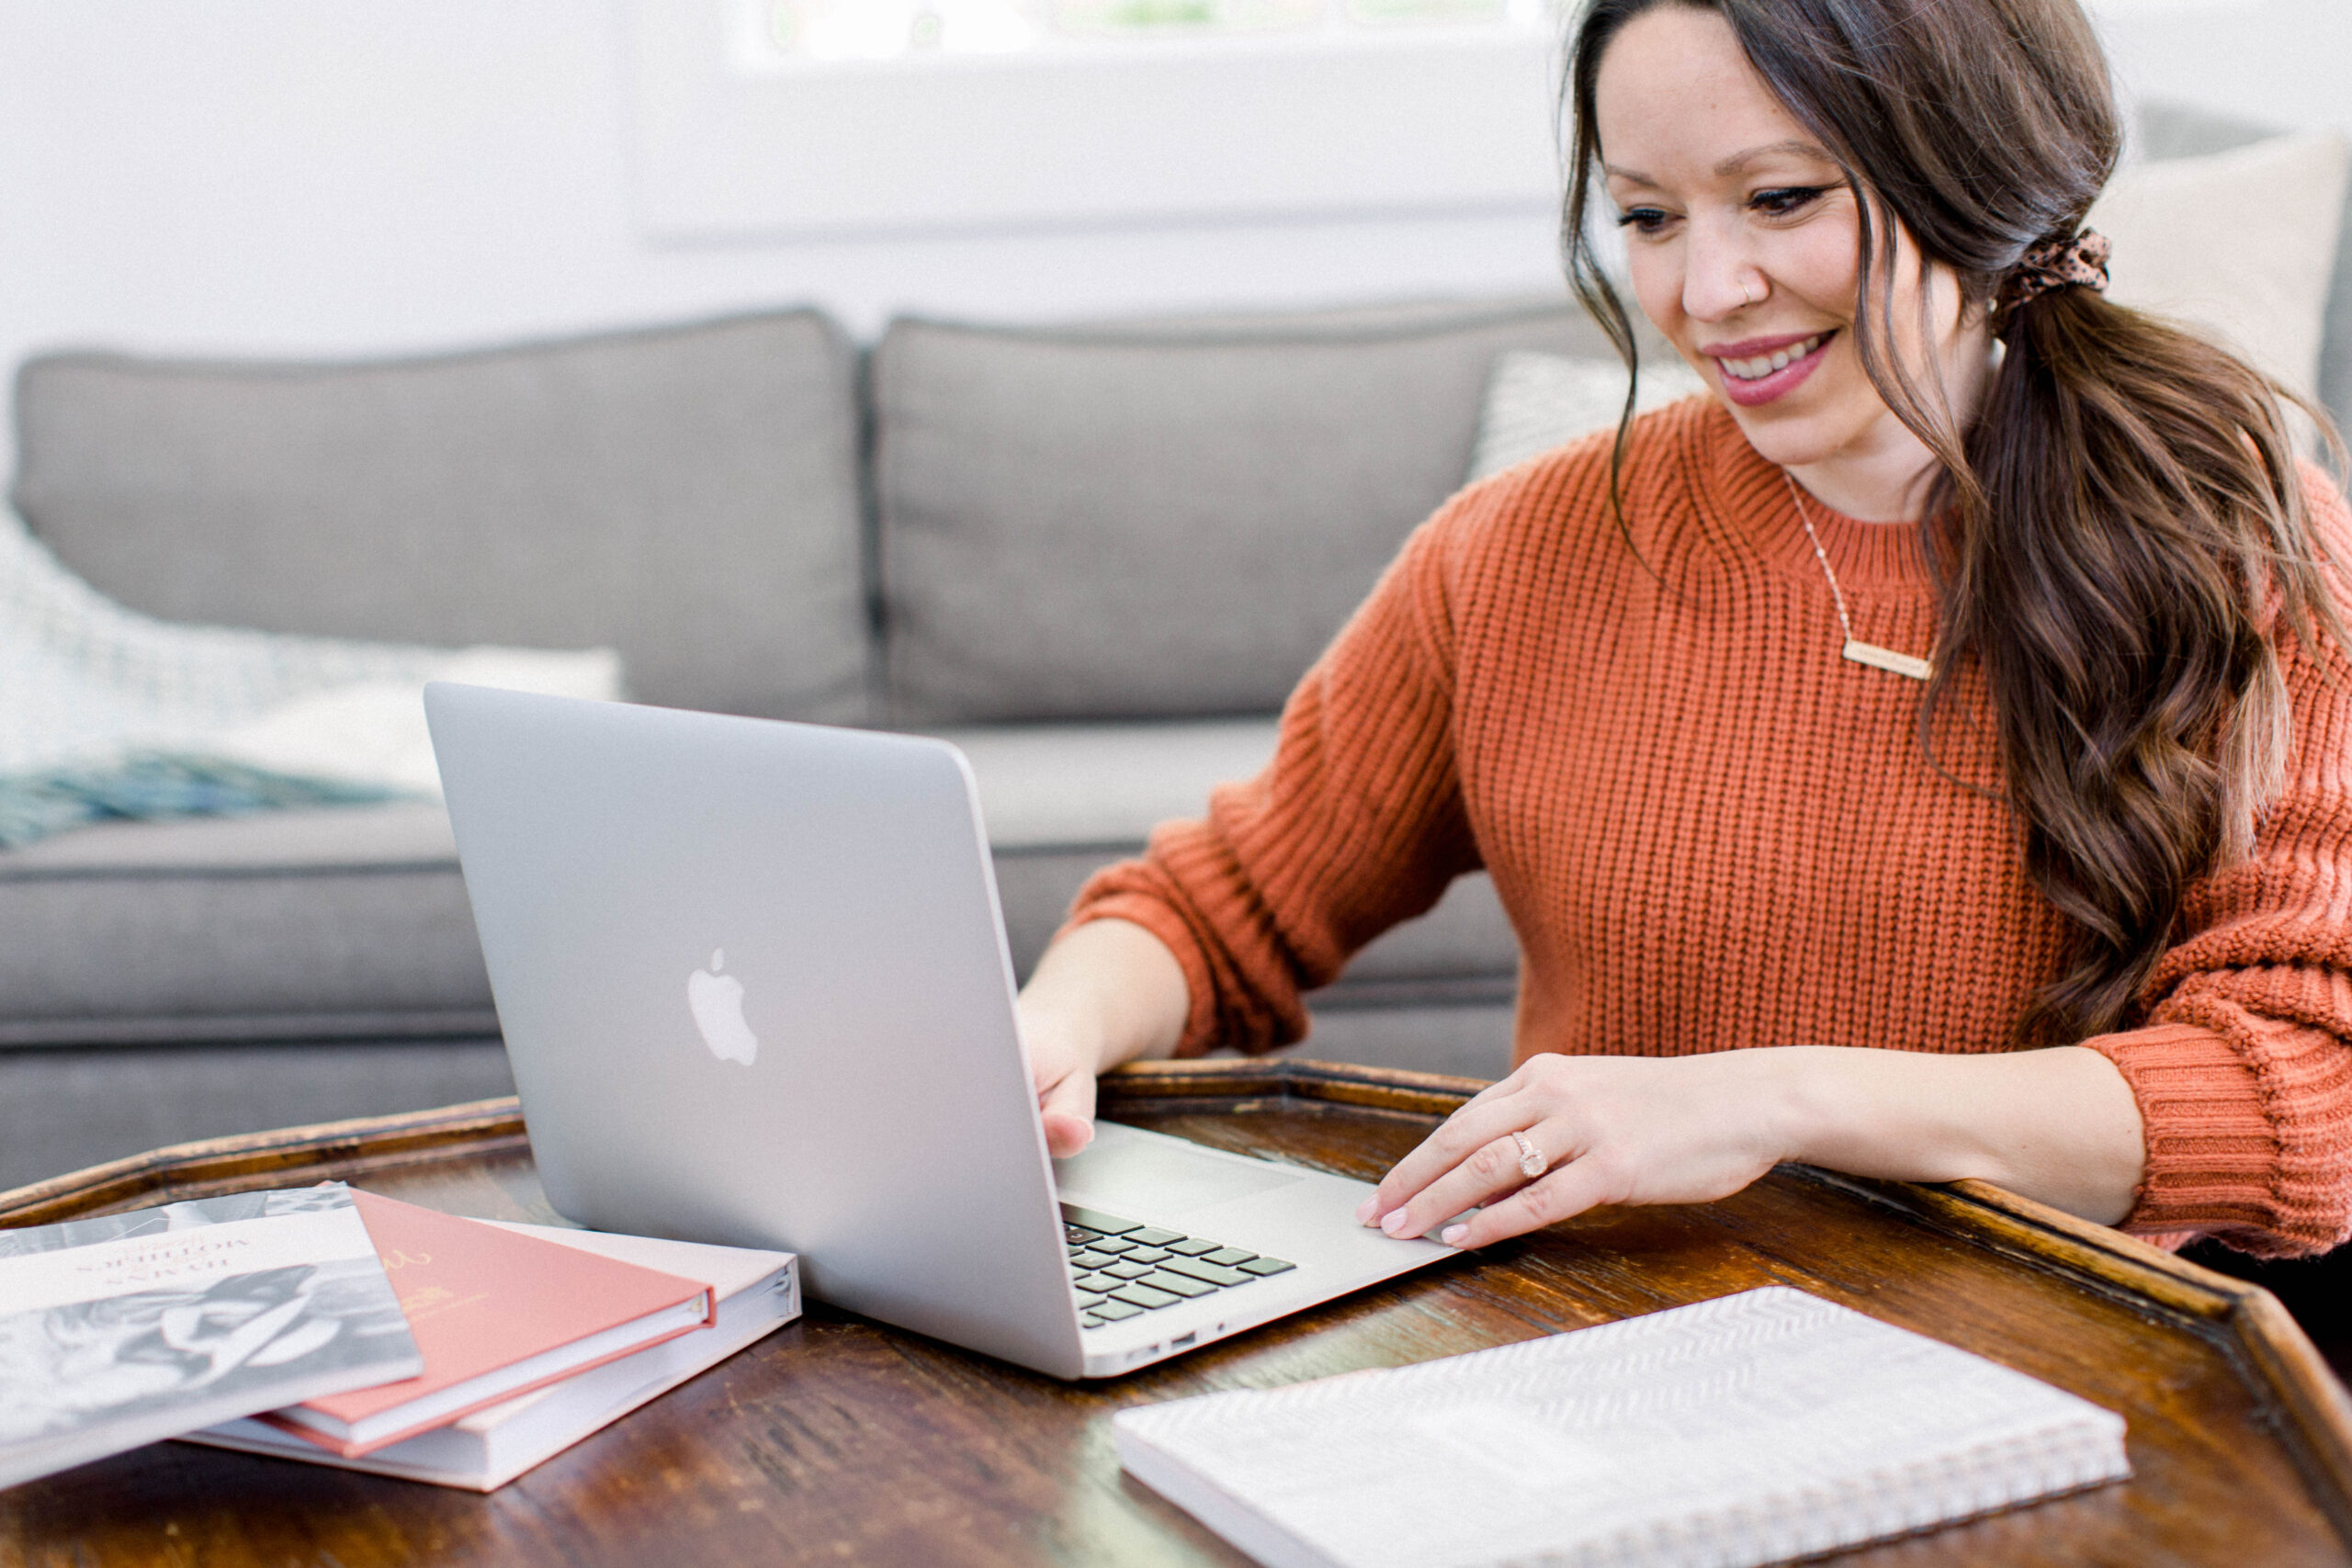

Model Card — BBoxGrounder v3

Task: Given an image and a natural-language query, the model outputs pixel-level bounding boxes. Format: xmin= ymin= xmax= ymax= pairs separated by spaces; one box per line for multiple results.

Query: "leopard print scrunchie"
xmin=1996 ymin=228 xmax=2112 ymax=314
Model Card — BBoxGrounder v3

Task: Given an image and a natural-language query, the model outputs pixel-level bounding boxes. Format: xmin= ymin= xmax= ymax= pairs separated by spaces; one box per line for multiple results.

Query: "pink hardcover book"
xmin=257 ymin=1190 xmax=715 ymax=1457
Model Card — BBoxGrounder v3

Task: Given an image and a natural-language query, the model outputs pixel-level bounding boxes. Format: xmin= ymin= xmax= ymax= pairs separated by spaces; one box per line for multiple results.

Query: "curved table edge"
xmin=6 ymin=1056 xmax=2346 ymax=1530
xmin=0 ymin=1095 xmax=529 ymax=1228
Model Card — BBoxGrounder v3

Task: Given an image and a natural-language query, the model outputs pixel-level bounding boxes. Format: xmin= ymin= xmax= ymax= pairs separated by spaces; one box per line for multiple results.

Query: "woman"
xmin=1018 ymin=0 xmax=2352 ymax=1258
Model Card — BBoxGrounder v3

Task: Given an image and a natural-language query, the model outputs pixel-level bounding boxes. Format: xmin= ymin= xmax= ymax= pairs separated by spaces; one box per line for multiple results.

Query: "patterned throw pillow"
xmin=1466 ymin=351 xmax=1707 ymax=483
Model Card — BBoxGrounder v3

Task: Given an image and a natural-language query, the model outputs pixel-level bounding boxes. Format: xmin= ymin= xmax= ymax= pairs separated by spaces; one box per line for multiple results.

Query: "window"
xmin=728 ymin=0 xmax=1556 ymax=66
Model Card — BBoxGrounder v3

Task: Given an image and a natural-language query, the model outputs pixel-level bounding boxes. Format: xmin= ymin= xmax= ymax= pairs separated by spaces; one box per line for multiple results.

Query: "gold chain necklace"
xmin=1783 ymin=474 xmax=1934 ymax=682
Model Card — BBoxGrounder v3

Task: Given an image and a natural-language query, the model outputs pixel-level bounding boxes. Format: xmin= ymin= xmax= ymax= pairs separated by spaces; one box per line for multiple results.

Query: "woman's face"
xmin=1595 ymin=5 xmax=1986 ymax=515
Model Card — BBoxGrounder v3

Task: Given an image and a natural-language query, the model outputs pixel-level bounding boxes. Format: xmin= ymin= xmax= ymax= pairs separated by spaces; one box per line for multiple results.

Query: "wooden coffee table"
xmin=5 ymin=1057 xmax=2351 ymax=1566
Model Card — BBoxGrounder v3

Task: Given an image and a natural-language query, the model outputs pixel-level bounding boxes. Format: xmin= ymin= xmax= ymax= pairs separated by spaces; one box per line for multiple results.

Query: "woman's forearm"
xmin=1017 ymin=918 xmax=1191 ymax=1073
xmin=1770 ymin=1043 xmax=2146 ymax=1224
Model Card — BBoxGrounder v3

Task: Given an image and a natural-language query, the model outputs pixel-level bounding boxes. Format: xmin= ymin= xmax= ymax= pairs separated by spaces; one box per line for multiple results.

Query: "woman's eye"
xmin=1750 ymin=186 xmax=1826 ymax=219
xmin=1615 ymin=207 xmax=1674 ymax=235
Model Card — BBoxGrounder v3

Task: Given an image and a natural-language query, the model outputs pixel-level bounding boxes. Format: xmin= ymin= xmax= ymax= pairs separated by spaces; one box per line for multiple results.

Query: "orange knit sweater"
xmin=1070 ymin=397 xmax=2352 ymax=1258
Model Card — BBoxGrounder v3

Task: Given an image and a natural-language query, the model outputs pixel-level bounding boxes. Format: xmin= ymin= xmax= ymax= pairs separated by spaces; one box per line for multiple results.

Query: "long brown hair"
xmin=1563 ymin=0 xmax=2346 ymax=1044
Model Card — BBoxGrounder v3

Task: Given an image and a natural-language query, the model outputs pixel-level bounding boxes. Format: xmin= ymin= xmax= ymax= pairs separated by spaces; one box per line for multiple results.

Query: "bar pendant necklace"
xmin=1784 ymin=474 xmax=1933 ymax=682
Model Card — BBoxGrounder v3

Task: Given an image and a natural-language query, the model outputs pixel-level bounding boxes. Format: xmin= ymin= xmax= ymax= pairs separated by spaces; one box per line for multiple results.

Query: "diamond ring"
xmin=1510 ymin=1130 xmax=1546 ymax=1179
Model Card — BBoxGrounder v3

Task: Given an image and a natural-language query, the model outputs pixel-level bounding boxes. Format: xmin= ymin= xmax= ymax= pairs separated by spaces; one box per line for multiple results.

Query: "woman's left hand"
xmin=1356 ymin=1050 xmax=1798 ymax=1249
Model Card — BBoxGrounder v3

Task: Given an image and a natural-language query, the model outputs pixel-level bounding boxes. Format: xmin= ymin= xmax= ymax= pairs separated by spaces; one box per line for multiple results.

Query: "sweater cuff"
xmin=1058 ymin=893 xmax=1225 ymax=1059
xmin=2080 ymin=1021 xmax=2276 ymax=1239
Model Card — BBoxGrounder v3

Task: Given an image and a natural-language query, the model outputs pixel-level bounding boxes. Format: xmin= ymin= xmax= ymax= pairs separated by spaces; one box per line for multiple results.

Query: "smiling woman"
xmin=1013 ymin=0 xmax=2352 ymax=1265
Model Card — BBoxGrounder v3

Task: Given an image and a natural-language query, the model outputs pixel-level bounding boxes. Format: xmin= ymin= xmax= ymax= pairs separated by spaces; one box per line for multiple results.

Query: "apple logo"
xmin=686 ymin=948 xmax=759 ymax=1066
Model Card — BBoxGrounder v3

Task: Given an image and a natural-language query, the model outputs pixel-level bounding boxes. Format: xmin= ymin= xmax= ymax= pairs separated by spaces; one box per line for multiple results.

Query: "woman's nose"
xmin=1682 ymin=220 xmax=1760 ymax=322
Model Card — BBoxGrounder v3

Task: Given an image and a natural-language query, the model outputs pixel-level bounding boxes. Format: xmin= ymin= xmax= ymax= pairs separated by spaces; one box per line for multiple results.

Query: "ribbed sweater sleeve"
xmin=1069 ymin=506 xmax=1485 ymax=1056
xmin=2080 ymin=474 xmax=2352 ymax=1256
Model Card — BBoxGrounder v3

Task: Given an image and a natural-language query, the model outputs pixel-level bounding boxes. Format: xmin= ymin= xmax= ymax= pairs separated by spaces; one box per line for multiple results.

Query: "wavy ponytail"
xmin=1958 ymin=278 xmax=2335 ymax=1041
xmin=1565 ymin=0 xmax=2347 ymax=1044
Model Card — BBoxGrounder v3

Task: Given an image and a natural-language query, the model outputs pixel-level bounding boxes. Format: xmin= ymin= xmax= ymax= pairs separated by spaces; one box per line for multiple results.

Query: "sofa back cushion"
xmin=872 ymin=298 xmax=1624 ymax=725
xmin=2136 ymin=101 xmax=2352 ymax=433
xmin=11 ymin=310 xmax=871 ymax=723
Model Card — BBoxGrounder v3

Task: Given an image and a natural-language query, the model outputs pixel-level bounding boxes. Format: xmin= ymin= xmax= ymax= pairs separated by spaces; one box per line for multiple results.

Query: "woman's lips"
xmin=1709 ymin=331 xmax=1834 ymax=407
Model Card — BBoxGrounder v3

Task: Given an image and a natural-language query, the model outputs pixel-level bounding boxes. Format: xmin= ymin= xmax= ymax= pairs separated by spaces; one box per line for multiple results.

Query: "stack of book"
xmin=0 ymin=1182 xmax=799 ymax=1493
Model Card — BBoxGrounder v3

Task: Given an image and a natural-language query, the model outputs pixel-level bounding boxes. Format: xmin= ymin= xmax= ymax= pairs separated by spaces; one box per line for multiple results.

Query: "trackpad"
xmin=1055 ymin=1130 xmax=1306 ymax=1218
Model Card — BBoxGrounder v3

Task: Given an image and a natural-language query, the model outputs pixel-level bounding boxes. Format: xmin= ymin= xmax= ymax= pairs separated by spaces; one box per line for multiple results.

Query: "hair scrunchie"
xmin=1997 ymin=228 xmax=2112 ymax=313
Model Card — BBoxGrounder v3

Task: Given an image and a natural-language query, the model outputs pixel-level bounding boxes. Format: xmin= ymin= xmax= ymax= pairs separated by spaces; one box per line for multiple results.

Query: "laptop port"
xmin=1171 ymin=1331 xmax=1197 ymax=1348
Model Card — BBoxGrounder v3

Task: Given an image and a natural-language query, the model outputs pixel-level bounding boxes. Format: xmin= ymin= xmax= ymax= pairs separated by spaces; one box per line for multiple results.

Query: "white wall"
xmin=0 ymin=0 xmax=2342 ymax=479
xmin=2095 ymin=0 xmax=2352 ymax=145
xmin=0 ymin=0 xmax=1563 ymax=365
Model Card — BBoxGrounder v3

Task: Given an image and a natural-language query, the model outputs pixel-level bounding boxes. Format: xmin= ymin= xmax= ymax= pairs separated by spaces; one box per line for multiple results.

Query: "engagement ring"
xmin=1510 ymin=1130 xmax=1546 ymax=1179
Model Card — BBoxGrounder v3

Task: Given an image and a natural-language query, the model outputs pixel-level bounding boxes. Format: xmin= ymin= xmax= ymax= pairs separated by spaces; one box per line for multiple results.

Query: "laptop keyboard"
xmin=1060 ymin=1202 xmax=1295 ymax=1330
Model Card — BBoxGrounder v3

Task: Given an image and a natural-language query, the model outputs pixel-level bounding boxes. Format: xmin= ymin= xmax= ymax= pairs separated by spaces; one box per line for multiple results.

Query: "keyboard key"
xmin=1060 ymin=1205 xmax=1145 ymax=1236
xmin=1159 ymin=1256 xmax=1250 ymax=1289
xmin=1081 ymin=1313 xmax=1107 ymax=1328
xmin=1069 ymin=1250 xmax=1117 ymax=1271
xmin=1077 ymin=1271 xmax=1127 ymax=1292
xmin=1238 ymin=1257 xmax=1295 ymax=1277
xmin=1128 ymin=1228 xmax=1186 ymax=1247
xmin=1140 ymin=1271 xmax=1214 ymax=1299
xmin=1202 ymin=1247 xmax=1257 ymax=1268
xmin=1089 ymin=1237 xmax=1136 ymax=1255
xmin=1109 ymin=1283 xmax=1183 ymax=1311
xmin=1105 ymin=1262 xmax=1154 ymax=1280
xmin=1123 ymin=1247 xmax=1172 ymax=1265
xmin=1091 ymin=1299 xmax=1144 ymax=1322
xmin=1077 ymin=1293 xmax=1109 ymax=1310
xmin=1064 ymin=1226 xmax=1102 ymax=1247
xmin=1164 ymin=1238 xmax=1221 ymax=1257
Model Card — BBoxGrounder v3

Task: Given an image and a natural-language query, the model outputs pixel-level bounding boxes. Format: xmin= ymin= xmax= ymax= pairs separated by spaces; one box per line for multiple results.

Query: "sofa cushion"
xmin=872 ymin=297 xmax=1624 ymax=725
xmin=2135 ymin=101 xmax=2352 ymax=432
xmin=0 ymin=718 xmax=1519 ymax=1046
xmin=930 ymin=718 xmax=1519 ymax=1000
xmin=11 ymin=310 xmax=870 ymax=724
xmin=0 ymin=1040 xmax=518 ymax=1194
xmin=0 ymin=803 xmax=492 ymax=1046
xmin=933 ymin=717 xmax=1284 ymax=850
xmin=2091 ymin=130 xmax=2350 ymax=405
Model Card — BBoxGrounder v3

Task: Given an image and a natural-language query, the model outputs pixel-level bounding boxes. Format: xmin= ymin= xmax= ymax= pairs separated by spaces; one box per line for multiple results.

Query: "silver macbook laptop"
xmin=423 ymin=683 xmax=1455 ymax=1379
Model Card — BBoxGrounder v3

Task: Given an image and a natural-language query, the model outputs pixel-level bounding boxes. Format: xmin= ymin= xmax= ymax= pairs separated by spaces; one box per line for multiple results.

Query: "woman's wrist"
xmin=1720 ymin=1045 xmax=1823 ymax=1174
xmin=1018 ymin=918 xmax=1190 ymax=1072
xmin=1761 ymin=1043 xmax=2144 ymax=1224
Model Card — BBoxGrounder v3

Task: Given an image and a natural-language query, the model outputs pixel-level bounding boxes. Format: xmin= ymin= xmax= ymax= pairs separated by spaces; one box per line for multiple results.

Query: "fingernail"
xmin=1442 ymin=1224 xmax=1467 ymax=1247
xmin=1379 ymin=1209 xmax=1409 ymax=1236
xmin=1353 ymin=1197 xmax=1378 ymax=1224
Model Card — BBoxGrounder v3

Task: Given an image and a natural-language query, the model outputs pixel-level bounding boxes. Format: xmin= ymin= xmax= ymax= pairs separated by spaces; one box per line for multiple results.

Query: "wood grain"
xmin=2 ymin=1058 xmax=2346 ymax=1567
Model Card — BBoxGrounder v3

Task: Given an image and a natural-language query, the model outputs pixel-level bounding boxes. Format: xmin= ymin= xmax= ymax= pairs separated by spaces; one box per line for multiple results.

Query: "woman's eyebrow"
xmin=1602 ymin=140 xmax=1838 ymax=188
xmin=1713 ymin=140 xmax=1836 ymax=177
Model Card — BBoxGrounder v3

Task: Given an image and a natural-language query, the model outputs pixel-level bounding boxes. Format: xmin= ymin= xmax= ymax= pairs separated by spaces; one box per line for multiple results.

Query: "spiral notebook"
xmin=1113 ymin=1286 xmax=2129 ymax=1568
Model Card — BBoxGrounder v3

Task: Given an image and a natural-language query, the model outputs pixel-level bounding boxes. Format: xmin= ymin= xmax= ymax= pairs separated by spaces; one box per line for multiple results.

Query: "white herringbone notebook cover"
xmin=1113 ymin=1286 xmax=2128 ymax=1568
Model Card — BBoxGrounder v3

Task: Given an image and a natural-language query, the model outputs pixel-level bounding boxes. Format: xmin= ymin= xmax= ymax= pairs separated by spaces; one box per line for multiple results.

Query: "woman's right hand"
xmin=1017 ymin=993 xmax=1105 ymax=1158
xmin=1014 ymin=918 xmax=1191 ymax=1159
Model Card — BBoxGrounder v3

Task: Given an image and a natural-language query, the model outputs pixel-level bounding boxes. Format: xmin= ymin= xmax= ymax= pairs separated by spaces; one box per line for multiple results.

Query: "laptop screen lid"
xmin=423 ymin=683 xmax=1087 ymax=1378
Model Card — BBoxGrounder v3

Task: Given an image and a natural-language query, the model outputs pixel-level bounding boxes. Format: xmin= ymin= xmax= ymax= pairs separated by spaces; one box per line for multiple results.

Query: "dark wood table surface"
xmin=6 ymin=1057 xmax=2352 ymax=1567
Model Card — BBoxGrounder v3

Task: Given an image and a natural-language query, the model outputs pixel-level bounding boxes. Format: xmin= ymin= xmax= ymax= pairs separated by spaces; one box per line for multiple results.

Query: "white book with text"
xmin=0 ymin=1183 xmax=421 ymax=1491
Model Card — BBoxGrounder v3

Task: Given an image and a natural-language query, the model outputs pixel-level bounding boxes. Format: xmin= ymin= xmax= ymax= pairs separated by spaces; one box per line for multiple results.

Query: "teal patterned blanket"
xmin=0 ymin=511 xmax=619 ymax=848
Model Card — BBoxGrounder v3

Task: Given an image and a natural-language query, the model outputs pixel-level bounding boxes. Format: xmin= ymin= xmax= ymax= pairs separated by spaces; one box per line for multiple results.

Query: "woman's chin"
xmin=1713 ymin=400 xmax=1849 ymax=473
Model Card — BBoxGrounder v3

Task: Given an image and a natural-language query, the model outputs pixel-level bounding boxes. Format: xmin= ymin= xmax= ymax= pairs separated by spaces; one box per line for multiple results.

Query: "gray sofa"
xmin=3 ymin=101 xmax=2346 ymax=1191
xmin=0 ymin=296 xmax=1600 ymax=1186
